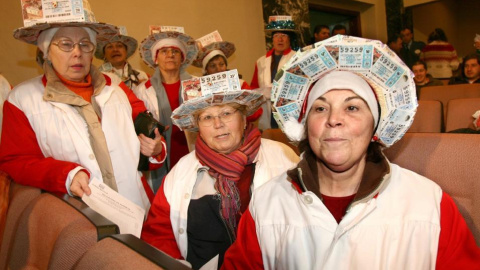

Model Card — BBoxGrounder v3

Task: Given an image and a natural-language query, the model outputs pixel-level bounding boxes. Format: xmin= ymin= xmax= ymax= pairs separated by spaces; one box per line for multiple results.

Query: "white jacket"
xmin=249 ymin=163 xmax=443 ymax=269
xmin=8 ymin=75 xmax=150 ymax=209
xmin=164 ymin=138 xmax=299 ymax=258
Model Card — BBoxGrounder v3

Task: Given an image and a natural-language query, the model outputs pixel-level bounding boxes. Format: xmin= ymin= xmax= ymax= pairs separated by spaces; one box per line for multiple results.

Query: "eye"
xmin=60 ymin=40 xmax=74 ymax=46
xmin=221 ymin=111 xmax=232 ymax=117
xmin=201 ymin=115 xmax=213 ymax=121
xmin=314 ymin=106 xmax=326 ymax=112
xmin=347 ymin=105 xmax=359 ymax=111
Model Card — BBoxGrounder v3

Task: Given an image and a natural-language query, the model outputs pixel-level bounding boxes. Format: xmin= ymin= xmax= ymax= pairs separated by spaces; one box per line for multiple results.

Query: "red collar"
xmin=266 ymin=47 xmax=292 ymax=57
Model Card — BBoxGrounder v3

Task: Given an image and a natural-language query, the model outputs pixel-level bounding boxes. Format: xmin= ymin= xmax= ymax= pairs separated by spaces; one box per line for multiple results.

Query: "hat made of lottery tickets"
xmin=171 ymin=69 xmax=265 ymax=131
xmin=14 ymin=0 xmax=118 ymax=45
xmin=271 ymin=35 xmax=418 ymax=147
xmin=139 ymin=26 xmax=198 ymax=71
xmin=95 ymin=26 xmax=138 ymax=60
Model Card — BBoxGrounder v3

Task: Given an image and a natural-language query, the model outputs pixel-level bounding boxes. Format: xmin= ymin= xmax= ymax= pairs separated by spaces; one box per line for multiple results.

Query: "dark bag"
xmin=134 ymin=111 xmax=165 ymax=171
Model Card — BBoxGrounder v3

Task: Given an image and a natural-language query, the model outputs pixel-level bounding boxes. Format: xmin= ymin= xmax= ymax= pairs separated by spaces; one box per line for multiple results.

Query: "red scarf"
xmin=195 ymin=123 xmax=261 ymax=236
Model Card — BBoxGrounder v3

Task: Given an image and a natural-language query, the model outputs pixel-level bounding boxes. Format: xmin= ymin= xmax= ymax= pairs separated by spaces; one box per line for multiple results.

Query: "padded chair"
xmin=384 ymin=133 xmax=480 ymax=246
xmin=74 ymin=234 xmax=192 ymax=270
xmin=419 ymin=84 xmax=480 ymax=119
xmin=408 ymin=100 xmax=443 ymax=132
xmin=261 ymin=129 xmax=300 ymax=155
xmin=445 ymin=98 xmax=480 ymax=132
xmin=0 ymin=172 xmax=11 ymax=246
xmin=3 ymin=192 xmax=118 ymax=269
xmin=0 ymin=181 xmax=41 ymax=269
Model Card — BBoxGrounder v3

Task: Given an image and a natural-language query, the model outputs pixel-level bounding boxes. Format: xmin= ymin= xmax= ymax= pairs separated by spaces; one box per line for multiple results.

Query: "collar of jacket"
xmin=287 ymin=148 xmax=391 ymax=209
xmin=266 ymin=47 xmax=292 ymax=58
xmin=42 ymin=62 xmax=109 ymax=106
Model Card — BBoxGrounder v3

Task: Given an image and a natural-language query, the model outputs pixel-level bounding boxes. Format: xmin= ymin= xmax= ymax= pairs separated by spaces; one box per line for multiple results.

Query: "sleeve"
xmin=119 ymin=81 xmax=147 ymax=121
xmin=148 ymin=137 xmax=167 ymax=170
xmin=250 ymin=63 xmax=260 ymax=89
xmin=436 ymin=192 xmax=480 ymax=270
xmin=141 ymin=179 xmax=183 ymax=259
xmin=221 ymin=209 xmax=264 ymax=269
xmin=241 ymin=81 xmax=251 ymax=90
xmin=0 ymin=101 xmax=81 ymax=193
xmin=449 ymin=48 xmax=460 ymax=70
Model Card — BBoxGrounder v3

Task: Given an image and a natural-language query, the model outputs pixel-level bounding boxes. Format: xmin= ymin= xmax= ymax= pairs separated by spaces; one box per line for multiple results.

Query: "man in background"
xmin=332 ymin=24 xmax=347 ymax=36
xmin=449 ymin=54 xmax=480 ymax=85
xmin=313 ymin=25 xmax=330 ymax=42
xmin=411 ymin=60 xmax=443 ymax=97
xmin=400 ymin=27 xmax=425 ymax=68
xmin=387 ymin=34 xmax=403 ymax=56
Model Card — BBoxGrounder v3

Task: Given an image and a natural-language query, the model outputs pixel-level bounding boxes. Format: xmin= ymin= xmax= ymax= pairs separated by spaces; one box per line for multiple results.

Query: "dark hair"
xmin=463 ymin=53 xmax=480 ymax=65
xmin=332 ymin=24 xmax=347 ymax=34
xmin=427 ymin=28 xmax=448 ymax=43
xmin=400 ymin=26 xmax=412 ymax=33
xmin=411 ymin=60 xmax=427 ymax=70
xmin=314 ymin=24 xmax=329 ymax=34
xmin=387 ymin=34 xmax=401 ymax=46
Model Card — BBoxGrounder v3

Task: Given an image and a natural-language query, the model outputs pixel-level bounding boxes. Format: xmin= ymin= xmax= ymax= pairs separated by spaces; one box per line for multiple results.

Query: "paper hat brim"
xmin=139 ymin=31 xmax=198 ymax=70
xmin=14 ymin=22 xmax=118 ymax=45
xmin=95 ymin=34 xmax=138 ymax=60
xmin=171 ymin=90 xmax=265 ymax=131
xmin=192 ymin=41 xmax=236 ymax=68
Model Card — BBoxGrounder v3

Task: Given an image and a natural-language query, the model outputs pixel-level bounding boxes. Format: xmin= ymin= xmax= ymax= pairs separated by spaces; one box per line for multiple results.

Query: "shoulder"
xmin=9 ymin=76 xmax=44 ymax=106
xmin=250 ymin=171 xmax=300 ymax=216
xmin=259 ymin=138 xmax=299 ymax=161
xmin=388 ymin=163 xmax=443 ymax=198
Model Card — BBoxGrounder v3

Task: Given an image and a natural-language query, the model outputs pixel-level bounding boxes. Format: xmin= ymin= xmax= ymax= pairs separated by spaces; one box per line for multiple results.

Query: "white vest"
xmin=163 ymin=138 xmax=299 ymax=258
xmin=9 ymin=75 xmax=150 ymax=209
xmin=250 ymin=163 xmax=443 ymax=270
xmin=255 ymin=49 xmax=296 ymax=89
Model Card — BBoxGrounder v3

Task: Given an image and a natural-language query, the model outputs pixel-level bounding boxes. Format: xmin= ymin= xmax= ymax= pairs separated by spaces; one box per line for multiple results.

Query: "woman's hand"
xmin=70 ymin=170 xmax=91 ymax=197
xmin=139 ymin=128 xmax=164 ymax=157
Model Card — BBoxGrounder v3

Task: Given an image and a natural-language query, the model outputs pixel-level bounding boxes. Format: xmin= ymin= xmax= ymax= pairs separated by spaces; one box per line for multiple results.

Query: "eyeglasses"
xmin=51 ymin=39 xmax=95 ymax=53
xmin=197 ymin=109 xmax=238 ymax=127
xmin=158 ymin=48 xmax=182 ymax=57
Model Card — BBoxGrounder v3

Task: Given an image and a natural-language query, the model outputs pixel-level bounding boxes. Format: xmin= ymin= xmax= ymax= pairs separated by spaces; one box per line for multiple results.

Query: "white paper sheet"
xmin=82 ymin=178 xmax=145 ymax=238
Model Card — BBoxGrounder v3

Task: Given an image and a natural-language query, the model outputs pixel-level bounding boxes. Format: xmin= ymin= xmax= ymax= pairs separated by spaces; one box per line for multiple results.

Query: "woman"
xmin=222 ymin=39 xmax=480 ymax=269
xmin=95 ymin=27 xmax=148 ymax=89
xmin=193 ymin=37 xmax=261 ymax=124
xmin=0 ymin=15 xmax=165 ymax=209
xmin=420 ymin=28 xmax=459 ymax=79
xmin=134 ymin=29 xmax=198 ymax=192
xmin=141 ymin=71 xmax=300 ymax=270
xmin=193 ymin=39 xmax=250 ymax=89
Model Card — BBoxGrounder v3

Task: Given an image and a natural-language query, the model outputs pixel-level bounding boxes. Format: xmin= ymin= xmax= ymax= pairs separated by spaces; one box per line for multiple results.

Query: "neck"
xmin=160 ymin=69 xmax=181 ymax=84
xmin=274 ymin=49 xmax=284 ymax=56
xmin=468 ymin=77 xmax=479 ymax=83
xmin=112 ymin=62 xmax=126 ymax=70
xmin=317 ymin=157 xmax=366 ymax=197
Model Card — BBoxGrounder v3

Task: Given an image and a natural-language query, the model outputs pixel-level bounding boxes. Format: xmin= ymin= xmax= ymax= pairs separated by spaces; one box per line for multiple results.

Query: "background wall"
xmin=309 ymin=0 xmax=388 ymax=42
xmin=0 ymin=0 xmax=267 ymax=86
xmin=412 ymin=0 xmax=480 ymax=59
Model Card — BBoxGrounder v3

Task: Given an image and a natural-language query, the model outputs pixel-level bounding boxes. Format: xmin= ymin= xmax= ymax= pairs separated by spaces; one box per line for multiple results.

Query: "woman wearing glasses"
xmin=133 ymin=29 xmax=198 ymax=192
xmin=141 ymin=71 xmax=300 ymax=270
xmin=0 ymin=16 xmax=166 ymax=210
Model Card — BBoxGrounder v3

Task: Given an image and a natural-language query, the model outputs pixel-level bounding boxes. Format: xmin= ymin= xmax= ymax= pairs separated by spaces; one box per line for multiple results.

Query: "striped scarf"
xmin=195 ymin=123 xmax=261 ymax=236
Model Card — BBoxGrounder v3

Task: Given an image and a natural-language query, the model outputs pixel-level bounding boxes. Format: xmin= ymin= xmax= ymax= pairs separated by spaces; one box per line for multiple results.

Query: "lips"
xmin=71 ymin=64 xmax=84 ymax=69
xmin=215 ymin=133 xmax=229 ymax=139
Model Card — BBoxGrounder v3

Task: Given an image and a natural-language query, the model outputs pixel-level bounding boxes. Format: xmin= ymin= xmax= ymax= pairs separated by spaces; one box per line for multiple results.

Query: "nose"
xmin=71 ymin=44 xmax=83 ymax=56
xmin=326 ymin=109 xmax=343 ymax=128
xmin=212 ymin=115 xmax=224 ymax=128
